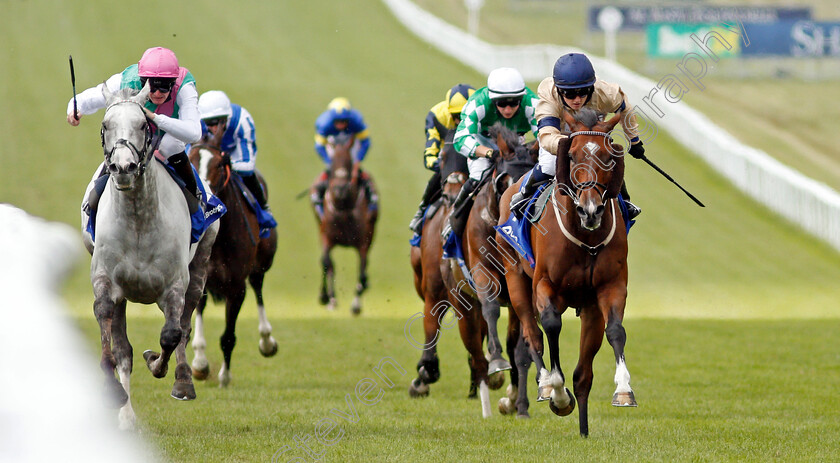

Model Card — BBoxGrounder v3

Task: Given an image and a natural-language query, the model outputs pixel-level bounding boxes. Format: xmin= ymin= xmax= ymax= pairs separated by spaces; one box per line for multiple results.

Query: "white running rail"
xmin=382 ymin=0 xmax=840 ymax=252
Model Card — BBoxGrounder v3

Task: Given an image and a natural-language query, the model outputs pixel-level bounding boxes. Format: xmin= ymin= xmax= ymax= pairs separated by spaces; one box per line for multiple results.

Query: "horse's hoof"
xmin=549 ymin=388 xmax=576 ymax=417
xmin=259 ymin=337 xmax=278 ymax=357
xmin=468 ymin=383 xmax=478 ymax=399
xmin=488 ymin=357 xmax=512 ymax=375
xmin=516 ymin=412 xmax=530 ymax=419
xmin=350 ymin=304 xmax=361 ymax=316
xmin=104 ymin=378 xmax=128 ymax=409
xmin=612 ymin=391 xmax=638 ymax=407
xmin=143 ymin=350 xmax=167 ymax=378
xmin=537 ymin=384 xmax=552 ymax=402
xmin=408 ymin=378 xmax=429 ymax=398
xmin=326 ymin=299 xmax=337 ymax=311
xmin=319 ymin=291 xmax=329 ymax=305
xmin=488 ymin=370 xmax=505 ymax=390
xmin=498 ymin=397 xmax=516 ymax=415
xmin=171 ymin=382 xmax=196 ymax=401
xmin=191 ymin=363 xmax=210 ymax=381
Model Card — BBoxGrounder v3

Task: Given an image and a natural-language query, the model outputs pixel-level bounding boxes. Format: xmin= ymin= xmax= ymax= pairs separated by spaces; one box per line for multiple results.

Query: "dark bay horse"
xmin=458 ymin=123 xmax=538 ymax=416
xmin=312 ymin=135 xmax=378 ymax=314
xmin=188 ymin=132 xmax=279 ymax=387
xmin=408 ymin=139 xmax=499 ymax=417
xmin=497 ymin=108 xmax=636 ymax=436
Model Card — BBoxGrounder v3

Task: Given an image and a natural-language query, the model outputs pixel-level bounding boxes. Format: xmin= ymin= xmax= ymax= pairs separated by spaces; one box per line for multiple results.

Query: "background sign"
xmin=589 ymin=5 xmax=811 ymax=31
xmin=741 ymin=21 xmax=840 ymax=57
xmin=647 ymin=23 xmax=741 ymax=58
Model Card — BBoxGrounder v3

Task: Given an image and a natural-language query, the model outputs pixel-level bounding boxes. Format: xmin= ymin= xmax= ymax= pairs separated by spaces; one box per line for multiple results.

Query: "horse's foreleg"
xmin=218 ymin=284 xmax=246 ymax=388
xmin=191 ymin=293 xmax=210 ymax=380
xmin=514 ymin=333 xmax=532 ymax=418
xmin=351 ymin=245 xmax=369 ymax=316
xmin=250 ymin=272 xmax=278 ymax=357
xmin=92 ymin=277 xmax=127 ymax=408
xmin=535 ymin=278 xmax=574 ymax=414
xmin=479 ymin=294 xmax=511 ymax=375
xmin=408 ymin=296 xmax=444 ymax=398
xmin=320 ymin=243 xmax=336 ymax=310
xmin=599 ymin=288 xmax=636 ymax=408
xmin=457 ymin=304 xmax=492 ymax=417
xmin=111 ymin=300 xmax=135 ymax=430
xmin=144 ymin=286 xmax=185 ymax=379
xmin=574 ymin=306 xmax=606 ymax=437
xmin=499 ymin=308 xmax=520 ymax=415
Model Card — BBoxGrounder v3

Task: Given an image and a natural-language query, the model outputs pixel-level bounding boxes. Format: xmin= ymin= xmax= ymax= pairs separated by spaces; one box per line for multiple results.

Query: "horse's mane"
xmin=489 ymin=122 xmax=521 ymax=150
xmin=574 ymin=107 xmax=601 ymax=129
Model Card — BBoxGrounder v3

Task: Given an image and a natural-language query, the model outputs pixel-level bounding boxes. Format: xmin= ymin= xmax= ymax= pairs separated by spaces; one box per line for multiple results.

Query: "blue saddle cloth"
xmin=441 ymin=229 xmax=477 ymax=291
xmin=494 ymin=185 xmax=634 ymax=269
xmin=230 ymin=174 xmax=277 ymax=238
xmin=85 ymin=160 xmax=226 ymax=244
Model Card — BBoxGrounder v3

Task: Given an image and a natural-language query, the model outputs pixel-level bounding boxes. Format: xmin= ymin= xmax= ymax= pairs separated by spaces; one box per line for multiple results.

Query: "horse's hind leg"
xmin=350 ymin=245 xmax=370 ymax=316
xmin=92 ymin=278 xmax=128 ymax=408
xmin=457 ymin=305 xmax=492 ymax=418
xmin=191 ymin=293 xmax=210 ymax=380
xmin=218 ymin=284 xmax=246 ymax=387
xmin=408 ymin=298 xmax=444 ymax=398
xmin=514 ymin=333 xmax=533 ymax=418
xmin=499 ymin=310 xmax=521 ymax=416
xmin=111 ymin=300 xmax=135 ymax=430
xmin=250 ymin=272 xmax=278 ymax=357
xmin=479 ymin=294 xmax=511 ymax=376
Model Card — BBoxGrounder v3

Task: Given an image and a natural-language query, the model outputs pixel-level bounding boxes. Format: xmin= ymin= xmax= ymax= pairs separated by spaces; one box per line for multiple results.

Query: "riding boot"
xmin=168 ymin=151 xmax=201 ymax=202
xmin=408 ymin=201 xmax=428 ymax=234
xmin=241 ymin=173 xmax=268 ymax=209
xmin=510 ymin=166 xmax=552 ymax=215
xmin=620 ymin=181 xmax=641 ymax=220
xmin=310 ymin=175 xmax=328 ymax=220
xmin=441 ymin=178 xmax=479 ymax=241
xmin=82 ymin=171 xmax=110 ymax=216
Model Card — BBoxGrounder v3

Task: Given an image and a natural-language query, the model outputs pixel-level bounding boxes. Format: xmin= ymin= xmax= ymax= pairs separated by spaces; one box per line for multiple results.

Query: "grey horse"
xmin=80 ymin=83 xmax=218 ymax=430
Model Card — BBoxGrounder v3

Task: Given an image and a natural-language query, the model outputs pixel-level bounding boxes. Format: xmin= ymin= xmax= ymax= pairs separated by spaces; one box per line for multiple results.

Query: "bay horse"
xmin=80 ymin=84 xmax=218 ymax=430
xmin=312 ymin=135 xmax=378 ymax=314
xmin=408 ymin=138 xmax=499 ymax=418
xmin=458 ymin=123 xmax=538 ymax=416
xmin=188 ymin=131 xmax=279 ymax=387
xmin=497 ymin=108 xmax=635 ymax=436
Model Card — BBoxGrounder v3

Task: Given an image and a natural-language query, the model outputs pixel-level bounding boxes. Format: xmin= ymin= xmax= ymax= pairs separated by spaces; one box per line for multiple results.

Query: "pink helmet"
xmin=138 ymin=47 xmax=179 ymax=78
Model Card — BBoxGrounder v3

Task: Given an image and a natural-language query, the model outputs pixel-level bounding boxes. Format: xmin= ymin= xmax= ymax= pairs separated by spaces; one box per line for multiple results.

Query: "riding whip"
xmin=638 ymin=154 xmax=705 ymax=207
xmin=69 ymin=55 xmax=79 ymax=120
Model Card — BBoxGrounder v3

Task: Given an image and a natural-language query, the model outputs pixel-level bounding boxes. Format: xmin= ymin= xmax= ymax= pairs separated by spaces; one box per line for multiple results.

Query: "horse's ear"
xmin=134 ymin=81 xmax=151 ymax=105
xmin=555 ymin=137 xmax=572 ymax=195
xmin=561 ymin=110 xmax=578 ymax=131
xmin=600 ymin=112 xmax=622 ymax=132
xmin=101 ymin=81 xmax=114 ymax=104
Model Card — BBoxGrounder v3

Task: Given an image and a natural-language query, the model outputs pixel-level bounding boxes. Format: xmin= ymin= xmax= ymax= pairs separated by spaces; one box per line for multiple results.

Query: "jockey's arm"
xmin=66 ymin=73 xmax=122 ymax=124
xmin=423 ymin=110 xmax=443 ymax=170
xmin=535 ymin=78 xmax=568 ymax=156
xmin=354 ymin=130 xmax=370 ymax=163
xmin=314 ymin=133 xmax=330 ymax=165
xmin=147 ymin=82 xmax=202 ymax=145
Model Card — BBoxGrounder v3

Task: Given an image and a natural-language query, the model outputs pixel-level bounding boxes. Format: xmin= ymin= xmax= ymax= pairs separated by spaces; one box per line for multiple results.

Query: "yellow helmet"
xmin=327 ymin=97 xmax=352 ymax=119
xmin=445 ymin=84 xmax=475 ymax=116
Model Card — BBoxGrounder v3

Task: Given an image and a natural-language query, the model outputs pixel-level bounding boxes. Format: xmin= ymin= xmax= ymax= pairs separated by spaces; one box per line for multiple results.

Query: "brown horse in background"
xmin=497 ymin=108 xmax=636 ymax=436
xmin=458 ymin=123 xmax=538 ymax=417
xmin=408 ymin=137 xmax=500 ymax=418
xmin=311 ymin=135 xmax=378 ymax=314
xmin=188 ymin=131 xmax=279 ymax=387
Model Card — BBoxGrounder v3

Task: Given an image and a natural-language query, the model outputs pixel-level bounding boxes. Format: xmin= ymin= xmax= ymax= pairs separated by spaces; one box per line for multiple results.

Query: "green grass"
xmin=3 ymin=0 xmax=840 ymax=461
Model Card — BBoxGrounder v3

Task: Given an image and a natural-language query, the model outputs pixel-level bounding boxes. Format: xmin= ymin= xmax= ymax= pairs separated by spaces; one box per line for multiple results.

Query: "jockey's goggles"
xmin=494 ymin=97 xmax=521 ymax=108
xmin=560 ymin=86 xmax=592 ymax=100
xmin=141 ymin=77 xmax=175 ymax=93
xmin=203 ymin=117 xmax=226 ymax=127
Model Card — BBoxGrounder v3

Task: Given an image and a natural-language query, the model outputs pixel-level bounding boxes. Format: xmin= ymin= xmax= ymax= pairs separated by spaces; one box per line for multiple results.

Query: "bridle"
xmin=552 ymin=129 xmax=619 ymax=256
xmin=100 ymin=100 xmax=155 ymax=176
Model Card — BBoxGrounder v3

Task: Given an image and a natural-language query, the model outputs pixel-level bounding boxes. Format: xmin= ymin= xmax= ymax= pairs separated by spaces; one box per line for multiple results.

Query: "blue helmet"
xmin=553 ymin=53 xmax=596 ymax=90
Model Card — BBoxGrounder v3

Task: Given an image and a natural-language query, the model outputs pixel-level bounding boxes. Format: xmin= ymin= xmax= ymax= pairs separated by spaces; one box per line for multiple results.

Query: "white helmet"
xmin=487 ymin=67 xmax=526 ymax=100
xmin=198 ymin=90 xmax=232 ymax=120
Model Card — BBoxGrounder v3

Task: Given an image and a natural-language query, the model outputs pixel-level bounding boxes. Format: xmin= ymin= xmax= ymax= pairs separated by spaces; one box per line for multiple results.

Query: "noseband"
xmin=101 ymin=100 xmax=155 ymax=175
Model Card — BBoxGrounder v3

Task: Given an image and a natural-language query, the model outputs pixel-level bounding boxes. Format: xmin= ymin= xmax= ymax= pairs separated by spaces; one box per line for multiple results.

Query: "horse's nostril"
xmin=595 ymin=205 xmax=605 ymax=216
xmin=108 ymin=164 xmax=118 ymax=174
xmin=576 ymin=206 xmax=586 ymax=216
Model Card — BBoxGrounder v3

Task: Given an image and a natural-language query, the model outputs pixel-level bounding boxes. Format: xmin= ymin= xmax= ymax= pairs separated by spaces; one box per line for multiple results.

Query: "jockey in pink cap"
xmin=68 ymin=47 xmax=202 ymax=214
